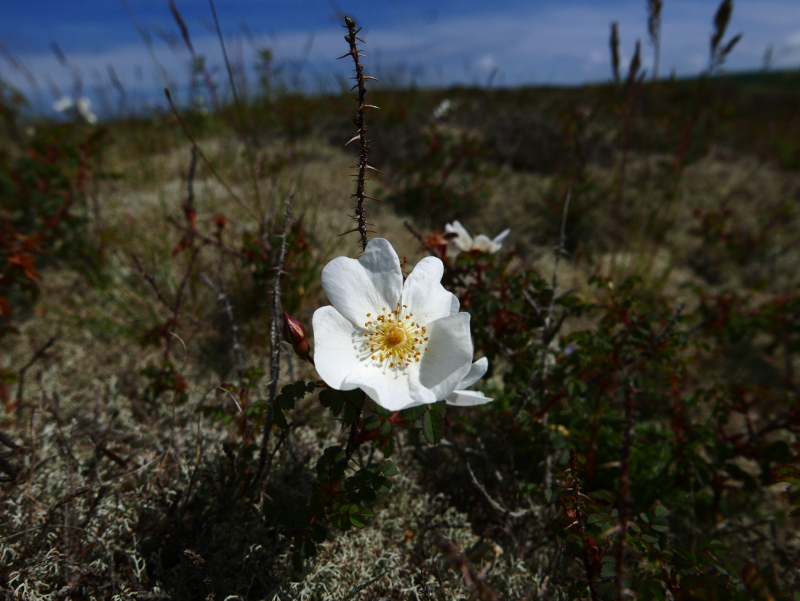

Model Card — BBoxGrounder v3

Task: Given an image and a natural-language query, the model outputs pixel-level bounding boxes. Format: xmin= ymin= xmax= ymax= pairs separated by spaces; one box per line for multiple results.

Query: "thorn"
xmin=363 ymin=76 xmax=381 ymax=82
xmin=365 ymin=164 xmax=384 ymax=174
xmin=363 ymin=194 xmax=381 ymax=202
xmin=361 ymin=104 xmax=380 ymax=110
xmin=337 ymin=52 xmax=354 ymax=60
xmin=337 ymin=228 xmax=360 ymax=237
xmin=355 ymin=36 xmax=366 ymax=43
xmin=345 ymin=135 xmax=361 ymax=146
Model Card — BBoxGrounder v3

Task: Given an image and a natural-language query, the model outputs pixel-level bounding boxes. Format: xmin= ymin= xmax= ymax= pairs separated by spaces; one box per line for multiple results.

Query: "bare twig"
xmin=257 ymin=193 xmax=294 ymax=483
xmin=15 ymin=336 xmax=56 ymax=411
xmin=433 ymin=533 xmax=500 ymax=601
xmin=467 ymin=463 xmax=536 ymax=519
xmin=338 ymin=570 xmax=389 ymax=601
xmin=164 ymin=88 xmax=257 ymax=221
xmin=201 ymin=273 xmax=245 ymax=376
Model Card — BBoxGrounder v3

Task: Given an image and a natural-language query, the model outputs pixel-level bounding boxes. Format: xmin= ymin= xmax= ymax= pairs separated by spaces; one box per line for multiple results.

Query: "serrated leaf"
xmin=350 ymin=513 xmax=366 ymax=528
xmin=654 ymin=504 xmax=670 ymax=517
xmin=422 ymin=408 xmax=444 ymax=444
xmin=402 ymin=405 xmax=426 ymax=421
xmin=273 ymin=406 xmax=288 ymax=429
xmin=652 ymin=517 xmax=669 ymax=532
xmin=383 ymin=460 xmax=398 ymax=477
xmin=378 ymin=420 xmax=393 ymax=437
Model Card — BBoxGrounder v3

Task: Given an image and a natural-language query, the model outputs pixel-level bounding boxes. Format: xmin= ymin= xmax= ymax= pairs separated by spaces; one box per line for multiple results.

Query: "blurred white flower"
xmin=53 ymin=96 xmax=73 ymax=113
xmin=433 ymin=98 xmax=454 ymax=119
xmin=444 ymin=220 xmax=510 ymax=254
xmin=446 ymin=357 xmax=493 ymax=406
xmin=312 ymin=238 xmax=474 ymax=411
xmin=53 ymin=96 xmax=97 ymax=124
xmin=75 ymin=97 xmax=97 ymax=124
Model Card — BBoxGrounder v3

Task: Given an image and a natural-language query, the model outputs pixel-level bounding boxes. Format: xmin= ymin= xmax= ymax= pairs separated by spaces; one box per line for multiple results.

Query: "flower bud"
xmin=283 ymin=312 xmax=311 ymax=361
xmin=283 ymin=312 xmax=306 ymax=345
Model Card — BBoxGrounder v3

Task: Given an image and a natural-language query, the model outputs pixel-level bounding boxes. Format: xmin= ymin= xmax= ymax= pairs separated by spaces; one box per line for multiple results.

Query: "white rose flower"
xmin=446 ymin=357 xmax=493 ymax=406
xmin=444 ymin=220 xmax=510 ymax=254
xmin=312 ymin=238 xmax=475 ymax=411
xmin=53 ymin=96 xmax=74 ymax=113
xmin=76 ymin=97 xmax=97 ymax=124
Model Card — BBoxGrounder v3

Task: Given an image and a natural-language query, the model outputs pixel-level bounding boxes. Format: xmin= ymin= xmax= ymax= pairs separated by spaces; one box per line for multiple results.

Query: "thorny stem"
xmin=257 ymin=193 xmax=294 ymax=483
xmin=616 ymin=381 xmax=636 ymax=600
xmin=341 ymin=15 xmax=379 ymax=252
xmin=540 ymin=188 xmax=571 ymax=490
xmin=569 ymin=449 xmax=600 ymax=601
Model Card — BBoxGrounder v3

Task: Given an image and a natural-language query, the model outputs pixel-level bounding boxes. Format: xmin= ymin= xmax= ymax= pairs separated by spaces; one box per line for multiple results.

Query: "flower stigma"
xmin=363 ymin=302 xmax=429 ymax=369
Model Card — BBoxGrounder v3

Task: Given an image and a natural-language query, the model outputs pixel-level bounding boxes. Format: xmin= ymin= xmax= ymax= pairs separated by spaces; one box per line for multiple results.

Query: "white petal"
xmin=457 ymin=357 xmax=489 ymax=389
xmin=450 ymin=294 xmax=460 ymax=315
xmin=471 ymin=234 xmax=497 ymax=253
xmin=321 ymin=238 xmax=402 ymax=326
xmin=312 ymin=306 xmax=364 ymax=390
xmin=445 ymin=221 xmax=473 ymax=252
xmin=446 ymin=390 xmax=493 ymax=406
xmin=402 ymin=256 xmax=458 ymax=326
xmin=343 ymin=361 xmax=435 ymax=411
xmin=418 ymin=313 xmax=473 ymax=400
xmin=492 ymin=228 xmax=510 ymax=247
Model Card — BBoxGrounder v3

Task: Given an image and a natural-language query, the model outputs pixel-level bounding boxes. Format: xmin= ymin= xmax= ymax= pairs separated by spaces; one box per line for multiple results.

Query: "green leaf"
xmin=544 ymin=488 xmax=553 ymax=503
xmin=422 ymin=408 xmax=444 ymax=445
xmin=344 ymin=402 xmax=357 ymax=425
xmin=654 ymin=504 xmax=670 ymax=518
xmin=364 ymin=415 xmax=381 ymax=431
xmin=378 ymin=420 xmax=393 ymax=437
xmin=401 ymin=405 xmax=426 ymax=421
xmin=273 ymin=405 xmax=288 ymax=429
xmin=773 ymin=464 xmax=800 ymax=486
xmin=372 ymin=475 xmax=392 ymax=494
xmin=299 ymin=538 xmax=317 ymax=558
xmin=383 ymin=460 xmax=398 ymax=477
xmin=350 ymin=513 xmax=366 ymax=528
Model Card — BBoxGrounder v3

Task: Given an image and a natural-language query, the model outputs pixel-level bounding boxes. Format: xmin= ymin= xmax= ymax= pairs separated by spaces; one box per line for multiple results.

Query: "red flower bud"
xmin=283 ymin=312 xmax=306 ymax=346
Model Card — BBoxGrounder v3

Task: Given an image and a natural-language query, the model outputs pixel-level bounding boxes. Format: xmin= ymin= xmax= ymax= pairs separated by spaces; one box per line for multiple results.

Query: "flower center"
xmin=362 ymin=303 xmax=430 ymax=369
xmin=385 ymin=326 xmax=407 ymax=347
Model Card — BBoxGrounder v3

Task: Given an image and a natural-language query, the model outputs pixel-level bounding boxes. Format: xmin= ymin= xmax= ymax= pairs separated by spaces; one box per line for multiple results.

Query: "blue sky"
xmin=2 ymin=1 xmax=800 ymax=114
